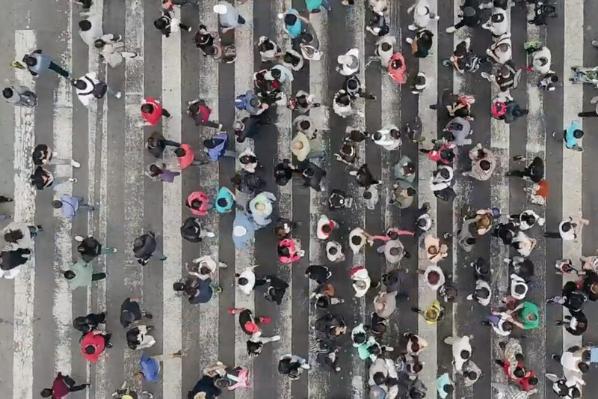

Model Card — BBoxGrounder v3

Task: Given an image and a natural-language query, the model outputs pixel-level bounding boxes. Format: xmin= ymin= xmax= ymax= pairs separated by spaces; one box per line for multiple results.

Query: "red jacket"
xmin=518 ymin=372 xmax=537 ymax=392
xmin=278 ymin=238 xmax=301 ymax=264
xmin=186 ymin=191 xmax=209 ymax=216
xmin=80 ymin=332 xmax=106 ymax=363
xmin=178 ymin=144 xmax=195 ymax=170
xmin=388 ymin=53 xmax=407 ymax=85
xmin=141 ymin=97 xmax=163 ymax=126
xmin=51 ymin=373 xmax=70 ymax=398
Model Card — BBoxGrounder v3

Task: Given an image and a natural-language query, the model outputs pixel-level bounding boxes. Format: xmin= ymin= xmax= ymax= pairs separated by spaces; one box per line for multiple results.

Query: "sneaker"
xmin=408 ymin=24 xmax=417 ymax=31
xmin=326 ymin=271 xmax=332 ymax=280
xmin=593 ymin=40 xmax=598 ymax=48
xmin=405 ymin=37 xmax=413 ymax=44
xmin=112 ymin=248 xmax=118 ymax=253
xmin=446 ymin=26 xmax=456 ymax=33
xmin=187 ymin=26 xmax=193 ymax=32
xmin=205 ymin=232 xmax=216 ymax=238
xmin=68 ymin=177 xmax=78 ymax=183
xmin=217 ymin=123 xmax=223 ymax=130
xmin=71 ymin=160 xmax=81 ymax=168
xmin=300 ymin=363 xmax=311 ymax=370
xmin=74 ymin=235 xmax=85 ymax=242
xmin=159 ymin=256 xmax=168 ymax=261
xmin=298 ymin=250 xmax=305 ymax=257
xmin=271 ymin=335 xmax=281 ymax=341
xmin=144 ymin=312 xmax=153 ymax=319
xmin=115 ymin=92 xmax=122 ymax=99
xmin=480 ymin=72 xmax=491 ymax=80
xmin=466 ymin=294 xmax=473 ymax=300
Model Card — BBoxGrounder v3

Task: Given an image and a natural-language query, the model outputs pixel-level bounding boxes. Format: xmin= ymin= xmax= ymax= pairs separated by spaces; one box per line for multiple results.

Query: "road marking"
xmin=233 ymin=1 xmax=255 ymax=398
xmin=561 ymin=0 xmax=583 ymax=353
xmin=121 ymin=0 xmax=145 ymax=395
xmin=161 ymin=6 xmax=183 ymax=398
xmin=52 ymin=0 xmax=74 ymax=377
xmin=197 ymin=0 xmax=221 ymax=369
xmin=12 ymin=29 xmax=37 ymax=399
xmin=417 ymin=0 xmax=439 ymax=395
xmin=307 ymin=7 xmax=329 ymax=399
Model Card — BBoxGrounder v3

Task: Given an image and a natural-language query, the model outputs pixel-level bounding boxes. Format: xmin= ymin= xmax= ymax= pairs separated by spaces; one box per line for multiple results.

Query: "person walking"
xmin=22 ymin=49 xmax=70 ymax=79
xmin=120 ymin=297 xmax=153 ymax=328
xmin=94 ymin=36 xmax=137 ymax=68
xmin=154 ymin=10 xmax=193 ymax=37
xmin=30 ymin=166 xmax=77 ymax=191
xmin=544 ymin=216 xmax=589 ymax=241
xmin=2 ymin=85 xmax=37 ymax=107
xmin=214 ymin=1 xmax=246 ymax=33
xmin=52 ymin=194 xmax=95 ymax=221
xmin=72 ymin=72 xmax=121 ymax=107
xmin=32 ymin=144 xmax=81 ymax=168
xmin=62 ymin=259 xmax=106 ymax=290
xmin=187 ymin=98 xmax=222 ymax=128
xmin=578 ymin=96 xmax=598 ymax=118
xmin=140 ymin=97 xmax=171 ymax=127
xmin=40 ymin=372 xmax=89 ymax=398
xmin=72 ymin=312 xmax=106 ymax=335
xmin=75 ymin=235 xmax=118 ymax=262
xmin=80 ymin=330 xmax=111 ymax=363
xmin=133 ymin=231 xmax=167 ymax=265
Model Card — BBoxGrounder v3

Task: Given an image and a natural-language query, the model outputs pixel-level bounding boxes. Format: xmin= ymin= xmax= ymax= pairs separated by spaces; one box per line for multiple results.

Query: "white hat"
xmin=337 ymin=54 xmax=358 ymax=69
xmin=233 ymin=225 xmax=247 ymax=237
xmin=213 ymin=4 xmax=227 ymax=14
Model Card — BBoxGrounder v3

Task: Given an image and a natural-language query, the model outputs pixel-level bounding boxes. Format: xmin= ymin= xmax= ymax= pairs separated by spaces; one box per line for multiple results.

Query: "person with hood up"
xmin=350 ymin=265 xmax=371 ymax=298
xmin=407 ymin=0 xmax=439 ymax=31
xmin=372 ymin=125 xmax=401 ymax=151
xmin=248 ymin=191 xmax=276 ymax=227
xmin=336 ymin=48 xmax=360 ymax=76
xmin=2 ymin=85 xmax=37 ymax=107
xmin=420 ymin=264 xmax=446 ymax=291
xmin=80 ymin=330 xmax=111 ymax=363
xmin=278 ymin=238 xmax=304 ymax=264
xmin=186 ymin=191 xmax=210 ymax=217
xmin=326 ymin=241 xmax=345 ymax=263
xmin=444 ymin=335 xmax=472 ymax=372
xmin=374 ymin=290 xmax=398 ymax=319
xmin=140 ymin=96 xmax=171 ymax=126
xmin=214 ymin=186 xmax=235 ymax=214
xmin=316 ymin=214 xmax=337 ymax=240
xmin=462 ymin=143 xmax=496 ymax=181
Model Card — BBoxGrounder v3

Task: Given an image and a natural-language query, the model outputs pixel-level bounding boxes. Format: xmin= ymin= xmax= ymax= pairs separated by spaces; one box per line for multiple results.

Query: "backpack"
xmin=93 ymin=81 xmax=108 ymax=99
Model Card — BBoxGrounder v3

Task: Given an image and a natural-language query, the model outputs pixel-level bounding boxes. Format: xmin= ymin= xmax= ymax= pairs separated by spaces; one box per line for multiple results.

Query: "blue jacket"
xmin=59 ymin=195 xmax=81 ymax=220
xmin=206 ymin=132 xmax=228 ymax=161
xmin=140 ymin=353 xmax=161 ymax=382
xmin=564 ymin=120 xmax=581 ymax=149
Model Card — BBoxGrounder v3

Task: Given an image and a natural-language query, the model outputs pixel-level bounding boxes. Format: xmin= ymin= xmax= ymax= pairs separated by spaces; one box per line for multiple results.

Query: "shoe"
xmin=408 ymin=24 xmax=417 ymax=31
xmin=466 ymin=294 xmax=473 ymax=300
xmin=187 ymin=26 xmax=193 ymax=32
xmin=301 ymin=364 xmax=311 ymax=370
xmin=74 ymin=235 xmax=84 ymax=242
xmin=326 ymin=271 xmax=332 ymax=280
xmin=159 ymin=256 xmax=168 ymax=261
xmin=338 ymin=299 xmax=345 ymax=304
xmin=71 ymin=160 xmax=81 ymax=168
xmin=405 ymin=37 xmax=413 ymax=44
xmin=217 ymin=124 xmax=223 ymax=130
xmin=446 ymin=26 xmax=456 ymax=33
xmin=36 ymin=225 xmax=43 ymax=231
xmin=259 ymin=316 xmax=272 ymax=324
xmin=480 ymin=72 xmax=491 ymax=80
xmin=68 ymin=177 xmax=78 ymax=183
xmin=271 ymin=335 xmax=281 ymax=341
xmin=593 ymin=40 xmax=598 ymax=48
xmin=205 ymin=232 xmax=216 ymax=238
xmin=144 ymin=312 xmax=153 ymax=319
xmin=115 ymin=91 xmax=122 ymax=99
xmin=112 ymin=248 xmax=118 ymax=253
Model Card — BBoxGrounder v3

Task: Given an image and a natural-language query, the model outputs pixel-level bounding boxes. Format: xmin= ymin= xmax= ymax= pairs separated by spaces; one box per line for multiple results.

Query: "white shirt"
xmin=237 ymin=267 xmax=256 ymax=295
xmin=75 ymin=72 xmax=100 ymax=107
xmin=374 ymin=126 xmax=401 ymax=151
xmin=78 ymin=14 xmax=104 ymax=47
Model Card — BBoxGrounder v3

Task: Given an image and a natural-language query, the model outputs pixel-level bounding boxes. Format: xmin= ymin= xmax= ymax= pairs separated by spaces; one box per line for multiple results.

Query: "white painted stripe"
xmin=52 ymin=0 xmax=74 ymax=376
xmin=561 ymin=0 xmax=584 ymax=352
xmin=12 ymin=29 xmax=37 ymax=399
xmin=347 ymin=3 xmax=366 ymax=398
xmin=234 ymin=1 xmax=255 ymax=398
xmin=197 ymin=0 xmax=221 ymax=368
xmin=274 ymin=0 xmax=293 ymax=398
xmin=307 ymin=7 xmax=329 ymax=399
xmin=120 ymin=0 xmax=144 ymax=395
xmin=417 ymin=0 xmax=439 ymax=395
xmin=162 ymin=6 xmax=183 ymax=398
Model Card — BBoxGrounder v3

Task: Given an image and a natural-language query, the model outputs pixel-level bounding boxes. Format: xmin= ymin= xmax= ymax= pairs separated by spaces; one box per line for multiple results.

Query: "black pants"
xmin=48 ymin=62 xmax=70 ymax=78
xmin=92 ymin=272 xmax=106 ymax=281
xmin=508 ymin=169 xmax=529 ymax=179
xmin=87 ymin=312 xmax=106 ymax=325
xmin=161 ymin=108 xmax=171 ymax=118
xmin=544 ymin=232 xmax=562 ymax=239
xmin=578 ymin=111 xmax=598 ymax=117
xmin=63 ymin=374 xmax=87 ymax=392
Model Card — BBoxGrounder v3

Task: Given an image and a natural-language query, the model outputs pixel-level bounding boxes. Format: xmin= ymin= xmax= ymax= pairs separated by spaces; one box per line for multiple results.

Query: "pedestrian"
xmin=186 ymin=191 xmax=210 ymax=217
xmin=407 ymin=0 xmax=439 ymax=31
xmin=249 ymin=191 xmax=276 ymax=227
xmin=120 ymin=297 xmax=153 ymax=328
xmin=278 ymin=354 xmax=310 ymax=380
xmin=279 ymin=9 xmax=309 ymax=40
xmin=140 ymin=97 xmax=171 ymax=127
xmin=30 ymin=166 xmax=77 ymax=191
xmin=52 ymin=194 xmax=95 ymax=220
xmin=80 ymin=330 xmax=111 ymax=363
xmin=372 ymin=125 xmax=401 ymax=151
xmin=133 ymin=231 xmax=167 ymax=265
xmin=436 ymin=373 xmax=454 ymax=399
xmin=187 ymin=98 xmax=222 ymax=128
xmin=0 ymin=248 xmax=32 ymax=279
xmin=169 ymin=144 xmax=206 ymax=170
xmin=94 ymin=36 xmax=137 ymax=68
xmin=126 ymin=324 xmax=156 ymax=350
xmin=506 ymin=156 xmax=544 ymax=183
xmin=406 ymin=29 xmax=434 ymax=58
xmin=557 ymin=120 xmax=584 ymax=152
xmin=420 ymin=264 xmax=446 ymax=291
xmin=446 ymin=0 xmax=484 ymax=33
xmin=154 ymin=10 xmax=193 ymax=37
xmin=62 ymin=259 xmax=106 ymax=290
xmin=22 ymin=49 xmax=70 ymax=79
xmin=214 ymin=186 xmax=235 ymax=214
xmin=287 ymin=90 xmax=320 ymax=113
xmin=40 ymin=372 xmax=89 ymax=398
xmin=72 ymin=72 xmax=121 ymax=106
xmin=444 ymin=335 xmax=472 ymax=372
xmin=544 ymin=216 xmax=589 ymax=241
xmin=1 ymin=222 xmax=38 ymax=250
xmin=72 ymin=312 xmax=106 ymax=335
xmin=239 ymin=148 xmax=259 ymax=173
xmin=75 ymin=235 xmax=117 ymax=262
xmin=77 ymin=16 xmax=105 ymax=47
xmin=232 ymin=212 xmax=257 ymax=249
xmin=187 ymin=374 xmax=222 ymax=399
xmin=278 ymin=237 xmax=304 ymax=264
xmin=214 ymin=1 xmax=246 ymax=33
xmin=2 ymin=85 xmax=37 ymax=107
xmin=336 ymin=48 xmax=360 ymax=76
xmin=146 ymin=162 xmax=180 ymax=183
xmin=326 ymin=241 xmax=345 ymax=263
xmin=462 ymin=144 xmax=496 ymax=181
xmin=181 ymin=216 xmax=215 ymax=243
xmin=146 ymin=131 xmax=180 ymax=158
xmin=235 ymin=266 xmax=261 ymax=295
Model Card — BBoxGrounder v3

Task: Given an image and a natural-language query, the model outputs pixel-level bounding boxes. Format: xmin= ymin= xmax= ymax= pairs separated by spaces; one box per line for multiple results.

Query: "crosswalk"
xmin=3 ymin=0 xmax=598 ymax=398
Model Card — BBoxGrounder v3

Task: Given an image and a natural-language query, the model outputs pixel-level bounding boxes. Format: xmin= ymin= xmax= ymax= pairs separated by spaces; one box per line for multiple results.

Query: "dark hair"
xmin=573 ymin=129 xmax=584 ymax=139
xmin=351 ymin=235 xmax=362 ymax=245
xmin=528 ymin=376 xmax=538 ymax=385
xmin=73 ymin=80 xmax=87 ymax=90
xmin=513 ymin=367 xmax=525 ymax=378
xmin=316 ymin=296 xmax=329 ymax=308
xmin=217 ymin=198 xmax=227 ymax=207
xmin=284 ymin=14 xmax=297 ymax=25
xmin=52 ymin=200 xmax=63 ymax=209
xmin=363 ymin=191 xmax=372 ymax=199
xmin=247 ymin=340 xmax=262 ymax=355
xmin=373 ymin=372 xmax=386 ymax=385
xmin=299 ymin=120 xmax=310 ymax=130
xmin=427 ymin=271 xmax=440 ymax=284
xmin=79 ymin=20 xmax=92 ymax=31
xmin=353 ymin=331 xmax=366 ymax=344
xmin=321 ymin=224 xmax=331 ymax=234
xmin=2 ymin=87 xmax=13 ymax=98
xmin=93 ymin=39 xmax=106 ymax=49
xmin=141 ymin=103 xmax=153 ymax=114
xmin=63 ymin=270 xmax=76 ymax=280
xmin=238 ymin=277 xmax=249 ymax=285
xmin=466 ymin=370 xmax=477 ymax=380
xmin=579 ymin=362 xmax=589 ymax=373
xmin=172 ymin=282 xmax=185 ymax=291
xmin=174 ymin=147 xmax=186 ymax=157
xmin=444 ymin=384 xmax=454 ymax=393
xmin=4 ymin=229 xmax=24 ymax=244
xmin=190 ymin=199 xmax=201 ymax=209
xmin=460 ymin=350 xmax=471 ymax=360
xmin=328 ymin=246 xmax=337 ymax=255
xmin=40 ymin=388 xmax=53 ymax=397
xmin=23 ymin=55 xmax=36 ymax=67
xmin=149 ymin=164 xmax=162 ymax=176
xmin=154 ymin=17 xmax=167 ymax=30
xmin=480 ymin=160 xmax=491 ymax=171
xmin=85 ymin=345 xmax=96 ymax=354
xmin=381 ymin=42 xmax=391 ymax=52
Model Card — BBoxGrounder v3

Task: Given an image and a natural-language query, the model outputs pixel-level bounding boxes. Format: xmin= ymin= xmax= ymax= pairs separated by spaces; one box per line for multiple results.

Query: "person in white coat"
xmin=482 ymin=7 xmax=509 ymax=38
xmin=407 ymin=0 xmax=439 ymax=31
xmin=372 ymin=125 xmax=401 ymax=151
xmin=374 ymin=36 xmax=395 ymax=67
xmin=94 ymin=35 xmax=137 ymax=68
xmin=336 ymin=48 xmax=360 ymax=76
xmin=249 ymin=191 xmax=276 ymax=227
xmin=326 ymin=241 xmax=345 ymax=263
xmin=78 ymin=16 xmax=104 ymax=47
xmin=444 ymin=335 xmax=472 ymax=372
xmin=236 ymin=266 xmax=259 ymax=295
xmin=350 ymin=266 xmax=371 ymax=298
xmin=369 ymin=357 xmax=399 ymax=399
xmin=72 ymin=72 xmax=121 ymax=107
xmin=186 ymin=255 xmax=227 ymax=280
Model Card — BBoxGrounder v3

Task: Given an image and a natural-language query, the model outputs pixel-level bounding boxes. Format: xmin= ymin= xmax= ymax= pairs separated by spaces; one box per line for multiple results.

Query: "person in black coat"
xmin=73 ymin=312 xmax=106 ymax=335
xmin=188 ymin=375 xmax=222 ymax=399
